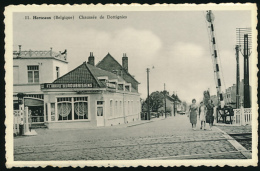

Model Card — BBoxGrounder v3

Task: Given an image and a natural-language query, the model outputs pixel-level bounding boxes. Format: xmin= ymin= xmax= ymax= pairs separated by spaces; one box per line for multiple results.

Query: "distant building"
xmin=13 ymin=46 xmax=68 ymax=123
xmin=210 ymin=79 xmax=251 ymax=108
xmin=223 ymin=79 xmax=252 ymax=108
xmin=41 ymin=53 xmax=141 ymax=128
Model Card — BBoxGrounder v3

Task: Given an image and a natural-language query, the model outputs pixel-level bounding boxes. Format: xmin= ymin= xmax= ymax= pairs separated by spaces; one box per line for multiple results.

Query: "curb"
xmin=214 ymin=126 xmax=252 ymax=159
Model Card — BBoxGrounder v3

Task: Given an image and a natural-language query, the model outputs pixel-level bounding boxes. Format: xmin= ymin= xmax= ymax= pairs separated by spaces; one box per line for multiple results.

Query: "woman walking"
xmin=188 ymin=99 xmax=198 ymax=130
xmin=199 ymin=102 xmax=206 ymax=130
xmin=206 ymin=99 xmax=215 ymax=130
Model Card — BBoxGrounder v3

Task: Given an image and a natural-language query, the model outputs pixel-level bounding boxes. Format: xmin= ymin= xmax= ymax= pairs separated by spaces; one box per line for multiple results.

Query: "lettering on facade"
xmin=42 ymin=83 xmax=93 ymax=89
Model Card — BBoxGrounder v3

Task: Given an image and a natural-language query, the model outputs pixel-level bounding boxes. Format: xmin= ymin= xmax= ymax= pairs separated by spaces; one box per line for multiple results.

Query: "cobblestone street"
xmin=14 ymin=114 xmax=251 ymax=160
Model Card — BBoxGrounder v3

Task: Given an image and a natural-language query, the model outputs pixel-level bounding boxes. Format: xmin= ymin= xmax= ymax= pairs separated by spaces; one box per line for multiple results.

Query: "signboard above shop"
xmin=41 ymin=83 xmax=93 ymax=89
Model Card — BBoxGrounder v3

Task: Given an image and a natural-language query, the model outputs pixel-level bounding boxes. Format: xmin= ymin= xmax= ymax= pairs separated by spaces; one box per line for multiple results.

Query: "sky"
xmin=13 ymin=10 xmax=252 ymax=103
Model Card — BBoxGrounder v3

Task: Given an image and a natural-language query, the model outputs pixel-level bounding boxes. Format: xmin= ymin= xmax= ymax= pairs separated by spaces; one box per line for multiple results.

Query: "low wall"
xmin=105 ymin=117 xmax=125 ymax=126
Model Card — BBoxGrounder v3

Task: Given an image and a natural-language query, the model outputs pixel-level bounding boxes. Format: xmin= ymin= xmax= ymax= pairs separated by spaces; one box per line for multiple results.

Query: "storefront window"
xmin=74 ymin=102 xmax=88 ymax=120
xmin=58 ymin=103 xmax=72 ymax=121
xmin=57 ymin=97 xmax=88 ymax=121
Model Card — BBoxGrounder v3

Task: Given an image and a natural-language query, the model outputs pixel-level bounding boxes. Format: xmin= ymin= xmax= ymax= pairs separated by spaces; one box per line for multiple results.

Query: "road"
xmin=14 ymin=114 xmax=249 ymax=160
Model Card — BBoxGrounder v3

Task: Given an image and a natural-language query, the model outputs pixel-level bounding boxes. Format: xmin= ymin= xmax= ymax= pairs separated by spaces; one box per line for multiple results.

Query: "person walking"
xmin=188 ymin=99 xmax=198 ymax=130
xmin=206 ymin=99 xmax=215 ymax=130
xmin=199 ymin=101 xmax=206 ymax=130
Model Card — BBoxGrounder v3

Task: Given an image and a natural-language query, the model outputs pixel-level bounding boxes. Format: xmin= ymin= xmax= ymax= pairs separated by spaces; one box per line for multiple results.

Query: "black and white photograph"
xmin=5 ymin=4 xmax=258 ymax=167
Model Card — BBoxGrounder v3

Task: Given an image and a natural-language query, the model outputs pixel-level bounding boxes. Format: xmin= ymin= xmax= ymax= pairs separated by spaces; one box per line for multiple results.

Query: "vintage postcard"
xmin=5 ymin=4 xmax=258 ymax=167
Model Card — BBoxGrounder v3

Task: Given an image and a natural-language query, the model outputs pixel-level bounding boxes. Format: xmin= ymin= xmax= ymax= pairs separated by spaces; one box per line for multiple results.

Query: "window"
xmin=56 ymin=67 xmax=60 ymax=79
xmin=27 ymin=65 xmax=39 ymax=83
xmin=118 ymin=84 xmax=124 ymax=90
xmin=120 ymin=101 xmax=122 ymax=116
xmin=125 ymin=86 xmax=130 ymax=91
xmin=97 ymin=101 xmax=103 ymax=116
xmin=57 ymin=97 xmax=88 ymax=121
xmin=132 ymin=101 xmax=134 ymax=115
xmin=74 ymin=97 xmax=88 ymax=120
xmin=110 ymin=100 xmax=113 ymax=117
xmin=115 ymin=101 xmax=118 ymax=117
xmin=125 ymin=101 xmax=127 ymax=116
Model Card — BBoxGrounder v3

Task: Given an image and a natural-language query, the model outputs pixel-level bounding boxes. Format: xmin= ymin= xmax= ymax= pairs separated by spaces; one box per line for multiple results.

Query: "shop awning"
xmin=24 ymin=98 xmax=44 ymax=107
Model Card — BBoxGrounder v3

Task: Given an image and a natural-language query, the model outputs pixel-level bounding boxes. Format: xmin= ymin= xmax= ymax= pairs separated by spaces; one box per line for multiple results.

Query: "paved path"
xmin=14 ymin=114 xmax=250 ymax=160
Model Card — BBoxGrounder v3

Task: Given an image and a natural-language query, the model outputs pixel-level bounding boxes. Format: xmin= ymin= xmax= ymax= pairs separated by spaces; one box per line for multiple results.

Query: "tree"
xmin=145 ymin=91 xmax=164 ymax=112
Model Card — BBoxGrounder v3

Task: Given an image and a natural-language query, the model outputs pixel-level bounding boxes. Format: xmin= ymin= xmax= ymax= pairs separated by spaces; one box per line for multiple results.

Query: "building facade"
xmin=41 ymin=53 xmax=141 ymax=128
xmin=13 ymin=46 xmax=68 ymax=124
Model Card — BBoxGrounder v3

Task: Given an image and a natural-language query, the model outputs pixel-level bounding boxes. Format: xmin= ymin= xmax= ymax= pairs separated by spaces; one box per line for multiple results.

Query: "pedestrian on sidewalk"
xmin=206 ymin=99 xmax=214 ymax=130
xmin=199 ymin=101 xmax=206 ymax=130
xmin=188 ymin=99 xmax=198 ymax=130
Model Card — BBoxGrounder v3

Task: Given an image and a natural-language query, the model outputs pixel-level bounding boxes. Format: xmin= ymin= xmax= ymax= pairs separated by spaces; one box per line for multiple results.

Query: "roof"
xmin=96 ymin=53 xmax=139 ymax=84
xmin=52 ymin=62 xmax=128 ymax=89
xmin=86 ymin=63 xmax=125 ymax=82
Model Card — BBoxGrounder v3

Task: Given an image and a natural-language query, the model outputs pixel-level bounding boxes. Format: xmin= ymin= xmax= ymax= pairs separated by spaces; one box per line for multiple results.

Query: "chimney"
xmin=122 ymin=53 xmax=128 ymax=72
xmin=50 ymin=47 xmax=53 ymax=57
xmin=17 ymin=45 xmax=22 ymax=58
xmin=88 ymin=52 xmax=95 ymax=66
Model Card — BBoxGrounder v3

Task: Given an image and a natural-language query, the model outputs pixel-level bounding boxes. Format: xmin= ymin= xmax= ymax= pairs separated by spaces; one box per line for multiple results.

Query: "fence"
xmin=233 ymin=108 xmax=252 ymax=126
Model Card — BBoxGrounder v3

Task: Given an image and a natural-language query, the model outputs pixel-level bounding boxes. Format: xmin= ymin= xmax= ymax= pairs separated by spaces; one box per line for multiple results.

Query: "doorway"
xmin=96 ymin=101 xmax=104 ymax=126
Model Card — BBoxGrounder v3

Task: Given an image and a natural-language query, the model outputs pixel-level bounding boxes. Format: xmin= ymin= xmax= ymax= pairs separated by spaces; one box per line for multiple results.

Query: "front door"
xmin=96 ymin=101 xmax=104 ymax=126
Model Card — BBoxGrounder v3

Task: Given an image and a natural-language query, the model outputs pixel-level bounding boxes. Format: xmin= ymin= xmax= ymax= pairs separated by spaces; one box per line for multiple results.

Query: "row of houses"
xmin=13 ymin=46 xmax=141 ymax=128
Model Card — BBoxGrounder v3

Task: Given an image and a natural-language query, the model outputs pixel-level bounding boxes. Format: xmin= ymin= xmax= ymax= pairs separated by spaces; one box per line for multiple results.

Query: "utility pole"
xmin=164 ymin=83 xmax=167 ymax=118
xmin=146 ymin=68 xmax=150 ymax=120
xmin=236 ymin=28 xmax=251 ymax=108
xmin=173 ymin=91 xmax=176 ymax=116
xmin=235 ymin=45 xmax=240 ymax=109
xmin=243 ymin=34 xmax=250 ymax=108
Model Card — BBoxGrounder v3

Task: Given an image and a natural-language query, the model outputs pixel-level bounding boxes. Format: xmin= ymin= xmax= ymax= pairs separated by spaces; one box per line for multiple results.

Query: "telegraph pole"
xmin=164 ymin=83 xmax=167 ymax=118
xmin=235 ymin=45 xmax=240 ymax=109
xmin=146 ymin=68 xmax=150 ymax=120
xmin=236 ymin=28 xmax=251 ymax=108
xmin=243 ymin=34 xmax=250 ymax=108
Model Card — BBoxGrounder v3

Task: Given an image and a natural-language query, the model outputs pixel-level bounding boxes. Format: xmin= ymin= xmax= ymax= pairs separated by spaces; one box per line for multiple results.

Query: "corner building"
xmin=13 ymin=46 xmax=68 ymax=124
xmin=41 ymin=53 xmax=141 ymax=129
